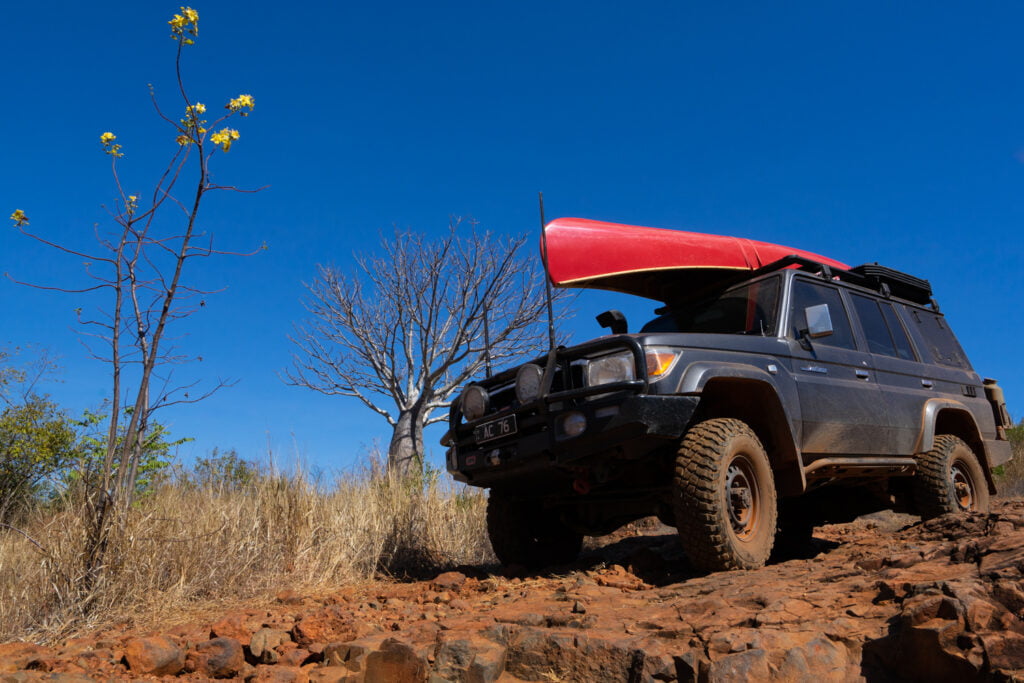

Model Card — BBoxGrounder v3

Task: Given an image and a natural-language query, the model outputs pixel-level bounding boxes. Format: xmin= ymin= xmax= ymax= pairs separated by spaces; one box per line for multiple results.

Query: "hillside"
xmin=2 ymin=501 xmax=1024 ymax=681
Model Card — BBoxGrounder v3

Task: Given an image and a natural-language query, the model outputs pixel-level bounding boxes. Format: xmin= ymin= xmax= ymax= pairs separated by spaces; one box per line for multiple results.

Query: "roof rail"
xmin=747 ymin=254 xmax=836 ymax=279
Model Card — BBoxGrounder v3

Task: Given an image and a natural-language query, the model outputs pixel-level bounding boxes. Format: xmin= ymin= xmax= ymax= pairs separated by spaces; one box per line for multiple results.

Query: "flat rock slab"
xmin=4 ymin=501 xmax=1024 ymax=681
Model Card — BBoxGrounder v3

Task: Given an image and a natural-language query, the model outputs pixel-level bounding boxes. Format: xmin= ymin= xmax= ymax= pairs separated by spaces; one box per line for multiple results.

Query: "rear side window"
xmin=910 ymin=309 xmax=970 ymax=369
xmin=850 ymin=295 xmax=918 ymax=361
xmin=789 ymin=280 xmax=856 ymax=350
xmin=851 ymin=295 xmax=896 ymax=356
xmin=879 ymin=303 xmax=917 ymax=361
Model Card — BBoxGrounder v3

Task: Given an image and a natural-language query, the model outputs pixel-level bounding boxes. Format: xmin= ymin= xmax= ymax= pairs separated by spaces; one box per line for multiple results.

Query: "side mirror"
xmin=805 ymin=303 xmax=834 ymax=339
xmin=596 ymin=310 xmax=628 ymax=335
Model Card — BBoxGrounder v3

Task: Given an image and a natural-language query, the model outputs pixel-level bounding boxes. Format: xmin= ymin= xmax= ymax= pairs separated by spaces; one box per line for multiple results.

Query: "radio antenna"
xmin=538 ymin=192 xmax=557 ymax=350
xmin=482 ymin=300 xmax=492 ymax=378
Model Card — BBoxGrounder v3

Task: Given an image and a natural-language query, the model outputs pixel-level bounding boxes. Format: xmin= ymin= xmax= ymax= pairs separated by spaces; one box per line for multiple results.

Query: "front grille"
xmin=455 ymin=338 xmax=645 ymax=427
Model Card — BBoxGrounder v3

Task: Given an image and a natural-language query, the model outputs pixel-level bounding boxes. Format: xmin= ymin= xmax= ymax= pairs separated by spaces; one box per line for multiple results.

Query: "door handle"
xmin=855 ymin=369 xmax=870 ymax=379
xmin=921 ymin=379 xmax=934 ymax=389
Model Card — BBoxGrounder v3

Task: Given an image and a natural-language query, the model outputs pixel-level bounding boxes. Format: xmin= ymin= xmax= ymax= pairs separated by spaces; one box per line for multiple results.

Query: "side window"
xmin=910 ymin=309 xmax=970 ymax=369
xmin=789 ymin=280 xmax=856 ymax=350
xmin=879 ymin=303 xmax=917 ymax=361
xmin=851 ymin=295 xmax=896 ymax=356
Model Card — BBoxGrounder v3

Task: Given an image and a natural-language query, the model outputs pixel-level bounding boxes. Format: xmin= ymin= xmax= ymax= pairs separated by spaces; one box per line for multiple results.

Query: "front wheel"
xmin=913 ymin=435 xmax=990 ymax=519
xmin=486 ymin=491 xmax=583 ymax=569
xmin=673 ymin=418 xmax=778 ymax=572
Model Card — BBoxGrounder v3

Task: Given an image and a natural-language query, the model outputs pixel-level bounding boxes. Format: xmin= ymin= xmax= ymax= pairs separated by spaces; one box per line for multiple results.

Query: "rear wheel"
xmin=673 ymin=418 xmax=778 ymax=572
xmin=486 ymin=491 xmax=583 ymax=569
xmin=913 ymin=435 xmax=990 ymax=519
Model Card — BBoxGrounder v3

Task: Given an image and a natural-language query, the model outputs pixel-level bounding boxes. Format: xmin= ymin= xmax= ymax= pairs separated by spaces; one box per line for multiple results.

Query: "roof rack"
xmin=847 ymin=263 xmax=933 ymax=305
xmin=744 ymin=255 xmax=936 ymax=307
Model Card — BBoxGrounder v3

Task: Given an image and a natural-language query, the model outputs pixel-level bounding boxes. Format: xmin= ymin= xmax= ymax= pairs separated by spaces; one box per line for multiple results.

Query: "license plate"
xmin=474 ymin=415 xmax=517 ymax=443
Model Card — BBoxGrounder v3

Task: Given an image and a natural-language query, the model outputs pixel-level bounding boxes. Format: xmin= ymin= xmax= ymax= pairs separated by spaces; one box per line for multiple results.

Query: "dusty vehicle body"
xmin=442 ymin=218 xmax=1013 ymax=572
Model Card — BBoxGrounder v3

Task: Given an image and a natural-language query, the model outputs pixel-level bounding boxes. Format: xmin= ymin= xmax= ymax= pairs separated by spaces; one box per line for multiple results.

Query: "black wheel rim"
xmin=950 ymin=460 xmax=976 ymax=511
xmin=726 ymin=454 xmax=760 ymax=540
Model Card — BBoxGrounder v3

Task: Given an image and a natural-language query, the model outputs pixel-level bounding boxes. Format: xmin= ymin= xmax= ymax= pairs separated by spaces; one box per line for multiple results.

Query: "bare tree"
xmin=7 ymin=7 xmax=260 ymax=592
xmin=287 ymin=220 xmax=562 ymax=476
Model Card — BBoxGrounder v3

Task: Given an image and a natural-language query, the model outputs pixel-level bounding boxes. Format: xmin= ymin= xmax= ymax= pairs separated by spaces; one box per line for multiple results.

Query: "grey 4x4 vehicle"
xmin=442 ymin=219 xmax=1013 ymax=573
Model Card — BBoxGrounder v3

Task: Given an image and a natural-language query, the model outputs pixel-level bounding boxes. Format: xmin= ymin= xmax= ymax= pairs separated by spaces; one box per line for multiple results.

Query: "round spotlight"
xmin=461 ymin=385 xmax=489 ymax=421
xmin=515 ymin=364 xmax=544 ymax=404
xmin=561 ymin=411 xmax=587 ymax=438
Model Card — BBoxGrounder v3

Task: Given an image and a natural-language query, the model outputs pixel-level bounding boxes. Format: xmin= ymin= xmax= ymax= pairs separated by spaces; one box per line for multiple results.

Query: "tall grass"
xmin=0 ymin=467 xmax=492 ymax=643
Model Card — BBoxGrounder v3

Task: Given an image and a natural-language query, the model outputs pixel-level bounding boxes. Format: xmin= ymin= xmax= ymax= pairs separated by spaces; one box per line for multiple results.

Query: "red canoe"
xmin=542 ymin=217 xmax=849 ymax=302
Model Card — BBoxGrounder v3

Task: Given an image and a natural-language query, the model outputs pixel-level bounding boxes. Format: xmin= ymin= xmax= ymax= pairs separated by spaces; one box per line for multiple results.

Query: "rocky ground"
xmin=3 ymin=500 xmax=1024 ymax=682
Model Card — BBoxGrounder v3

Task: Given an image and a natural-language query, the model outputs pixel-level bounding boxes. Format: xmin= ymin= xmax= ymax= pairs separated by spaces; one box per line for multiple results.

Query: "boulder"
xmin=123 ymin=636 xmax=185 ymax=676
xmin=186 ymin=637 xmax=245 ymax=678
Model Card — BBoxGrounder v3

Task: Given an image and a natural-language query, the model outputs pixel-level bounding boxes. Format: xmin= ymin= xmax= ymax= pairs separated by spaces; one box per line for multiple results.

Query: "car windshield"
xmin=640 ymin=277 xmax=781 ymax=335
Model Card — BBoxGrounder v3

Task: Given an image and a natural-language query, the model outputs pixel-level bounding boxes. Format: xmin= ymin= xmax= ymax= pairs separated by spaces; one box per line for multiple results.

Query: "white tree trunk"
xmin=388 ymin=409 xmax=425 ymax=477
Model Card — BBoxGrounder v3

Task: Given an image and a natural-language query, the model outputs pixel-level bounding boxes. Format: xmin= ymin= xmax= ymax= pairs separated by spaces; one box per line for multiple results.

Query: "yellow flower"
xmin=169 ymin=6 xmax=199 ymax=41
xmin=180 ymin=103 xmax=207 ymax=130
xmin=228 ymin=94 xmax=255 ymax=114
xmin=176 ymin=134 xmax=192 ymax=146
xmin=100 ymin=131 xmax=123 ymax=157
xmin=126 ymin=195 xmax=139 ymax=216
xmin=10 ymin=209 xmax=29 ymax=227
xmin=210 ymin=127 xmax=240 ymax=151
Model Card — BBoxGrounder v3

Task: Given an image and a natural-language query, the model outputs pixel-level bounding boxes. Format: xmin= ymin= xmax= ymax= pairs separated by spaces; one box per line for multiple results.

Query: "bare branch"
xmin=0 ymin=523 xmax=49 ymax=556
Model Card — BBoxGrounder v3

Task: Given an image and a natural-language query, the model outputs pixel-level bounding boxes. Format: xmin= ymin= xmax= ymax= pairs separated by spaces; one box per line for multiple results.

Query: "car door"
xmin=848 ymin=293 xmax=926 ymax=455
xmin=784 ymin=278 xmax=891 ymax=456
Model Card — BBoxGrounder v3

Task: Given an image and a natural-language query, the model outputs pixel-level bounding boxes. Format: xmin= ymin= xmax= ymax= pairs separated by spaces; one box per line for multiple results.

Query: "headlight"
xmin=515 ymin=364 xmax=544 ymax=403
xmin=645 ymin=346 xmax=682 ymax=380
xmin=585 ymin=347 xmax=682 ymax=388
xmin=586 ymin=351 xmax=636 ymax=387
xmin=461 ymin=385 xmax=489 ymax=421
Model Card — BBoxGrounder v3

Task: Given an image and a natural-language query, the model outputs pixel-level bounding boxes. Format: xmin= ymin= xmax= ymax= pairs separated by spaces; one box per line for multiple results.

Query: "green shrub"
xmin=995 ymin=422 xmax=1024 ymax=498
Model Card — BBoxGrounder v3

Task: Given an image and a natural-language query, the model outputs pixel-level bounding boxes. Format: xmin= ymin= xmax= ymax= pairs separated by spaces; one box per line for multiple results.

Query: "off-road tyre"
xmin=486 ymin=491 xmax=583 ymax=570
xmin=673 ymin=418 xmax=778 ymax=572
xmin=913 ymin=435 xmax=990 ymax=520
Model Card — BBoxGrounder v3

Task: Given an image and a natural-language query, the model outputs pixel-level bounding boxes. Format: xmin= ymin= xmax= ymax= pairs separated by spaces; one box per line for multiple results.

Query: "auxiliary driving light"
xmin=515 ymin=363 xmax=544 ymax=403
xmin=461 ymin=385 xmax=489 ymax=421
xmin=560 ymin=411 xmax=587 ymax=438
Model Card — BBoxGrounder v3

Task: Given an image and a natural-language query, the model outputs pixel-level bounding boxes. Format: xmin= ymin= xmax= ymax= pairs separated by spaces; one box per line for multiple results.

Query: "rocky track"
xmin=4 ymin=500 xmax=1024 ymax=681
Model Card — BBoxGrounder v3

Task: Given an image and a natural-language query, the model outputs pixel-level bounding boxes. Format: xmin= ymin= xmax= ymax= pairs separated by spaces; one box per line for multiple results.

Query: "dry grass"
xmin=995 ymin=428 xmax=1024 ymax=498
xmin=0 ymin=468 xmax=492 ymax=643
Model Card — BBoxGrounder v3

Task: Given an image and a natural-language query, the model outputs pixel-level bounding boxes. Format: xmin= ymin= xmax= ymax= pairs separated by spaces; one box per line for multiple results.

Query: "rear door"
xmin=848 ymin=294 xmax=927 ymax=455
xmin=784 ymin=278 xmax=892 ymax=456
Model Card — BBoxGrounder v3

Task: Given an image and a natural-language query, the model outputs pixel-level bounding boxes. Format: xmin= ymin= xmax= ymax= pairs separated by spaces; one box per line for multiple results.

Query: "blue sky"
xmin=3 ymin=1 xmax=1022 ymax=472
